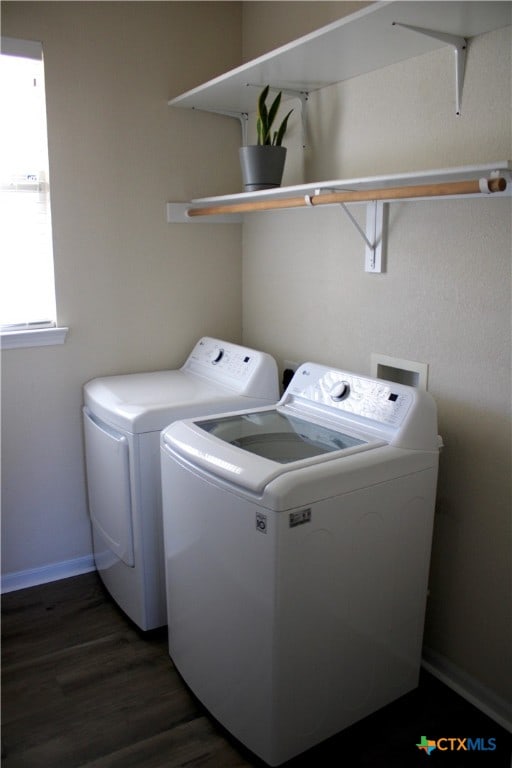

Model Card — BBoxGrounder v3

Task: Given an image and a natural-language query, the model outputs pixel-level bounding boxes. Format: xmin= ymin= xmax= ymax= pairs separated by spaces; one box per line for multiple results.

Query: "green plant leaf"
xmin=267 ymin=91 xmax=282 ymax=134
xmin=255 ymin=85 xmax=292 ymax=145
xmin=257 ymin=85 xmax=270 ymax=144
xmin=274 ymin=109 xmax=293 ymax=146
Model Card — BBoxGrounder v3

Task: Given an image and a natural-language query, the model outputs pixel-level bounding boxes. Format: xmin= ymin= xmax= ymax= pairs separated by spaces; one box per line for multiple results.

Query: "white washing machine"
xmin=161 ymin=362 xmax=441 ymax=765
xmin=82 ymin=337 xmax=279 ymax=631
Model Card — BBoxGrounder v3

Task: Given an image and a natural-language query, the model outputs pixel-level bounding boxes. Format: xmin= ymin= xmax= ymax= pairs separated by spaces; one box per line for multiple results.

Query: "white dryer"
xmin=82 ymin=337 xmax=278 ymax=630
xmin=161 ymin=362 xmax=441 ymax=766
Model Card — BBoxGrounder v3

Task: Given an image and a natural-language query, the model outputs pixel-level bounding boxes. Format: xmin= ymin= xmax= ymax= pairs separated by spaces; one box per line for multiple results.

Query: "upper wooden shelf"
xmin=168 ymin=1 xmax=511 ymax=115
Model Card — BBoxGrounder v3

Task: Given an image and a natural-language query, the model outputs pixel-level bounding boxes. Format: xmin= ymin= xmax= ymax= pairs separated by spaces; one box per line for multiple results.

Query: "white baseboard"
xmin=1 ymin=555 xmax=96 ymax=594
xmin=422 ymin=647 xmax=512 ymax=734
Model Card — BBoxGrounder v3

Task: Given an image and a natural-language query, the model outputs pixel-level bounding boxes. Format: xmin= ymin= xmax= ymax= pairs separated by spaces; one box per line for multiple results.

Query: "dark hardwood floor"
xmin=2 ymin=572 xmax=511 ymax=767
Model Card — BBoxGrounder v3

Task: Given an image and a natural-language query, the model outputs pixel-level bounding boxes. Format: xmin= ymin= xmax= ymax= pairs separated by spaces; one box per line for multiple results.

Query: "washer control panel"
xmin=287 ymin=364 xmax=414 ymax=427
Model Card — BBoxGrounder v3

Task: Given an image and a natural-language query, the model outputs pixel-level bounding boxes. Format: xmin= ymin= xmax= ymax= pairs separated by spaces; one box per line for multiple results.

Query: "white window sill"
xmin=0 ymin=326 xmax=69 ymax=350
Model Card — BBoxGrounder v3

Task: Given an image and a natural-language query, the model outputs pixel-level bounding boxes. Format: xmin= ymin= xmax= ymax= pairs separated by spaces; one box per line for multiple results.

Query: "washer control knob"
xmin=330 ymin=381 xmax=350 ymax=401
xmin=210 ymin=347 xmax=224 ymax=364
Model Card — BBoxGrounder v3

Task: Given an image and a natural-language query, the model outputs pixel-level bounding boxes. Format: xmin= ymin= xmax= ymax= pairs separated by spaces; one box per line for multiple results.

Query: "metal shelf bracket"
xmin=364 ymin=201 xmax=386 ymax=273
xmin=393 ymin=22 xmax=467 ymax=115
xmin=335 ymin=200 xmax=386 ymax=273
xmin=282 ymin=88 xmax=309 ymax=149
xmin=192 ymin=107 xmax=249 ymax=145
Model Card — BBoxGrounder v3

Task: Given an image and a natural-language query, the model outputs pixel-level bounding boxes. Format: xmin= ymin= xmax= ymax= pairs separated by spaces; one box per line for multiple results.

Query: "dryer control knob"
xmin=330 ymin=381 xmax=350 ymax=401
xmin=210 ymin=347 xmax=224 ymax=364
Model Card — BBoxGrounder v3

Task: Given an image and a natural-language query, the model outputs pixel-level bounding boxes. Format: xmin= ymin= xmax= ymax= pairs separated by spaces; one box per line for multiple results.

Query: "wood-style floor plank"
xmin=80 ymin=718 xmax=250 ymax=768
xmin=1 ymin=573 xmax=256 ymax=768
xmin=2 ymin=572 xmax=511 ymax=767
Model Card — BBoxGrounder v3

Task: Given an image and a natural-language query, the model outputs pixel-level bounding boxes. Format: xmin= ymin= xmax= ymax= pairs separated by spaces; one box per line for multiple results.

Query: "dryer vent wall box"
xmin=82 ymin=337 xmax=279 ymax=631
xmin=161 ymin=362 xmax=441 ymax=765
xmin=371 ymin=353 xmax=429 ymax=390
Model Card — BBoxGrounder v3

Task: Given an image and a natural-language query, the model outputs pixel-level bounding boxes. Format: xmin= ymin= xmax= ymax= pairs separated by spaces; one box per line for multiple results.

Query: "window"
xmin=0 ymin=37 xmax=66 ymax=348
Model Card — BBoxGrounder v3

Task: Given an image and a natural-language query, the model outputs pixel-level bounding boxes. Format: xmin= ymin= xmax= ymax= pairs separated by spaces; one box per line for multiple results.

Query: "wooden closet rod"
xmin=187 ymin=176 xmax=507 ymax=218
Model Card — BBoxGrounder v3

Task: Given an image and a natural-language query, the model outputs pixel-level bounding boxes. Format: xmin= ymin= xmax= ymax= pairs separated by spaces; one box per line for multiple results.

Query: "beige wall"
xmin=242 ymin=10 xmax=511 ymax=708
xmin=241 ymin=1 xmax=371 ymax=60
xmin=1 ymin=2 xmax=243 ymax=574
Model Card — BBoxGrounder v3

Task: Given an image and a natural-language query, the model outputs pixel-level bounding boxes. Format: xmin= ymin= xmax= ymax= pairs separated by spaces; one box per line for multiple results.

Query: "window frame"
xmin=1 ymin=325 xmax=68 ymax=350
xmin=0 ymin=36 xmax=68 ymax=350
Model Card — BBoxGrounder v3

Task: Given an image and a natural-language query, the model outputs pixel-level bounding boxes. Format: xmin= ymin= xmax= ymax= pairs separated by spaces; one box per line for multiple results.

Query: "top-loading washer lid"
xmin=162 ymin=405 xmax=382 ymax=494
xmin=196 ymin=410 xmax=366 ymax=464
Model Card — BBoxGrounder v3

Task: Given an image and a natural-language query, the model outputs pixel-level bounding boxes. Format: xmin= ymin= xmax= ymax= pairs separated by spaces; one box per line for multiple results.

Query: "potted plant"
xmin=239 ymin=85 xmax=293 ymax=192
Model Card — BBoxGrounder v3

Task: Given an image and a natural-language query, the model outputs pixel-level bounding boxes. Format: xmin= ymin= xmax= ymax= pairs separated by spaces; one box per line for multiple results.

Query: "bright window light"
xmin=0 ymin=38 xmax=57 ymax=331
